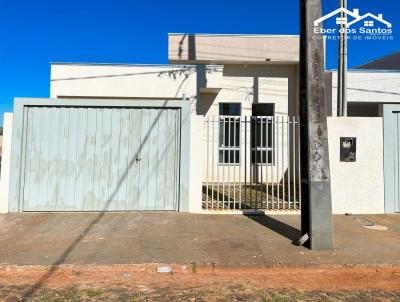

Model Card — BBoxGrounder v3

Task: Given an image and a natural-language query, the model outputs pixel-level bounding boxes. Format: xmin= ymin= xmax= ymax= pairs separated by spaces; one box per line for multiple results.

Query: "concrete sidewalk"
xmin=0 ymin=213 xmax=399 ymax=267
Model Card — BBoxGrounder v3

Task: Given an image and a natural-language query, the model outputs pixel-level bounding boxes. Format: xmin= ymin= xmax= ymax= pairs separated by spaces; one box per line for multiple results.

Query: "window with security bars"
xmin=219 ymin=103 xmax=241 ymax=164
xmin=251 ymin=103 xmax=275 ymax=165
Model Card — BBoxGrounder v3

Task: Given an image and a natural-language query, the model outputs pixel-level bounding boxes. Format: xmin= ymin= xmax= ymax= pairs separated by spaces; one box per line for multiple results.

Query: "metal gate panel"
xmin=384 ymin=105 xmax=400 ymax=213
xmin=137 ymin=108 xmax=151 ymax=210
xmin=127 ymin=108 xmax=142 ymax=210
xmin=136 ymin=108 xmax=181 ymax=211
xmin=165 ymin=109 xmax=181 ymax=210
xmin=144 ymin=109 xmax=158 ymax=210
xmin=395 ymin=113 xmax=400 ymax=212
xmin=397 ymin=113 xmax=400 ymax=212
xmin=108 ymin=108 xmax=122 ymax=211
xmin=20 ymin=106 xmax=180 ymax=212
xmin=155 ymin=110 xmax=168 ymax=210
xmin=202 ymin=115 xmax=301 ymax=211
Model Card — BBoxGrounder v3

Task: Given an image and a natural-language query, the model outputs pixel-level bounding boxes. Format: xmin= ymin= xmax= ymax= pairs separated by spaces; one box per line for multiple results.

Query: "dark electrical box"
xmin=340 ymin=137 xmax=357 ymax=162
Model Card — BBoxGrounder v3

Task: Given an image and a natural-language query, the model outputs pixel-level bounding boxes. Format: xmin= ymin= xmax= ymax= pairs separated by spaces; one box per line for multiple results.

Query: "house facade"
xmin=1 ymin=34 xmax=399 ymax=214
xmin=51 ymin=34 xmax=300 ymax=117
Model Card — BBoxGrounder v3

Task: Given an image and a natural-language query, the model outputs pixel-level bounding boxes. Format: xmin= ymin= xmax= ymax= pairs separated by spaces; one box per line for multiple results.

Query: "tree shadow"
xmin=244 ymin=214 xmax=301 ymax=245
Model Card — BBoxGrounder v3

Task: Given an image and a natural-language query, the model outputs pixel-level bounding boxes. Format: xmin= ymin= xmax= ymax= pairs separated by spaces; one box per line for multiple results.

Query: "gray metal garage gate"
xmin=383 ymin=104 xmax=400 ymax=213
xmin=9 ymin=99 xmax=191 ymax=212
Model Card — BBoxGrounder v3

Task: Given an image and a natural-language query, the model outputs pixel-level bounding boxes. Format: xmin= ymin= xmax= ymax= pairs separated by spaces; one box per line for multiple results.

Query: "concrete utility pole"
xmin=337 ymin=0 xmax=348 ymax=116
xmin=337 ymin=1 xmax=343 ymax=116
xmin=342 ymin=0 xmax=348 ymax=117
xmin=299 ymin=0 xmax=334 ymax=250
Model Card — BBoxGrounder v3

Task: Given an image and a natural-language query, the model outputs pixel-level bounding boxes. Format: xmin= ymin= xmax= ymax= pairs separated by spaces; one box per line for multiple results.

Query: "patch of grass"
xmin=61 ymin=287 xmax=80 ymax=301
xmin=36 ymin=291 xmax=64 ymax=302
xmin=267 ymin=291 xmax=296 ymax=302
xmin=34 ymin=287 xmax=81 ymax=302
xmin=1 ymin=285 xmax=399 ymax=302
xmin=85 ymin=288 xmax=103 ymax=297
xmin=126 ymin=292 xmax=148 ymax=302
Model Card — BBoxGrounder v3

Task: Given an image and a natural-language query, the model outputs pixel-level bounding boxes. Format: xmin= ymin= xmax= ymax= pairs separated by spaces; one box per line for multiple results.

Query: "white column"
xmin=0 ymin=113 xmax=13 ymax=213
xmin=188 ymin=115 xmax=203 ymax=213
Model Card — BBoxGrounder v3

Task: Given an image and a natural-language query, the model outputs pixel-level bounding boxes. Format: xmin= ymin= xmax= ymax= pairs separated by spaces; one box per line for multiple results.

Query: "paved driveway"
xmin=0 ymin=213 xmax=399 ymax=266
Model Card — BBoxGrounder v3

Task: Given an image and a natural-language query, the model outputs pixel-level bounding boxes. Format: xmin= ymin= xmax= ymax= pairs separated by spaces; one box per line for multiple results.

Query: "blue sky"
xmin=0 ymin=0 xmax=398 ymax=125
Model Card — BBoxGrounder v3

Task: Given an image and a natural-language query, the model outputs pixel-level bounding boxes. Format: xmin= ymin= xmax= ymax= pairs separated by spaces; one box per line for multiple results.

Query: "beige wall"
xmin=51 ymin=63 xmax=199 ymax=108
xmin=168 ymin=34 xmax=299 ymax=63
xmin=328 ymin=117 xmax=384 ymax=214
xmin=201 ymin=64 xmax=298 ymax=117
xmin=51 ymin=63 xmax=298 ymax=117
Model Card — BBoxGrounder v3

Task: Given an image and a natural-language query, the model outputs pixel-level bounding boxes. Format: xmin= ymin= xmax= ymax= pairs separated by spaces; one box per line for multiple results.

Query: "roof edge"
xmin=354 ymin=50 xmax=400 ymax=69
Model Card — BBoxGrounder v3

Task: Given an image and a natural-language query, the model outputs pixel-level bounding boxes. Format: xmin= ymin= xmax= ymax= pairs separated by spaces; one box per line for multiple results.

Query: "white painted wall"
xmin=51 ymin=63 xmax=297 ymax=117
xmin=328 ymin=117 xmax=384 ymax=214
xmin=52 ymin=63 xmax=298 ymax=188
xmin=188 ymin=115 xmax=203 ymax=213
xmin=51 ymin=64 xmax=199 ymax=111
xmin=207 ymin=64 xmax=297 ymax=116
xmin=199 ymin=65 xmax=298 ymax=184
xmin=50 ymin=64 xmax=227 ymax=115
xmin=0 ymin=113 xmax=13 ymax=213
xmin=201 ymin=76 xmax=290 ymax=116
xmin=51 ymin=64 xmax=197 ymax=99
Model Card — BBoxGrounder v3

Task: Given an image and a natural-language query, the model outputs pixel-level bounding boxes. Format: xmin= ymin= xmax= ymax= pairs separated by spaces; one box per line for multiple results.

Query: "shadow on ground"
xmin=244 ymin=214 xmax=301 ymax=244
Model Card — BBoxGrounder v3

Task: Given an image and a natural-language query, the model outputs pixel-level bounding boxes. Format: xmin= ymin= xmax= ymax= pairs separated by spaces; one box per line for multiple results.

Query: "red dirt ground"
xmin=0 ymin=264 xmax=399 ymax=292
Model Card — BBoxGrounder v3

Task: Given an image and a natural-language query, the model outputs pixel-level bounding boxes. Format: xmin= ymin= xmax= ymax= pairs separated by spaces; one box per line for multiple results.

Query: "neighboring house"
xmin=325 ymin=50 xmax=400 ymax=117
xmin=326 ymin=69 xmax=400 ymax=117
xmin=1 ymin=34 xmax=399 ymax=214
xmin=354 ymin=51 xmax=400 ymax=70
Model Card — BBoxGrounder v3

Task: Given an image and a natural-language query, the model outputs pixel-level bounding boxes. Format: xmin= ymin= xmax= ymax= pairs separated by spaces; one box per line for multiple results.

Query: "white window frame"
xmin=218 ymin=116 xmax=241 ymax=165
xmin=218 ymin=102 xmax=241 ymax=165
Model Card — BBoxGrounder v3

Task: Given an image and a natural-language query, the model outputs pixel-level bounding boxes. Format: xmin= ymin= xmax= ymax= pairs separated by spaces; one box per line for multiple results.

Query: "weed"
xmin=85 ymin=288 xmax=102 ymax=297
xmin=191 ymin=262 xmax=197 ymax=273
